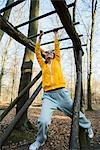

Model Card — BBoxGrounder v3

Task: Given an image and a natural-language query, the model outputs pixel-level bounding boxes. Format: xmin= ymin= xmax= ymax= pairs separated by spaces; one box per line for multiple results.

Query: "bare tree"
xmin=0 ymin=37 xmax=12 ymax=97
xmin=16 ymin=0 xmax=39 ymax=129
xmin=0 ymin=0 xmax=14 ymax=40
xmin=87 ymin=0 xmax=97 ymax=110
xmin=0 ymin=0 xmax=14 ymax=97
xmin=10 ymin=49 xmax=19 ymax=103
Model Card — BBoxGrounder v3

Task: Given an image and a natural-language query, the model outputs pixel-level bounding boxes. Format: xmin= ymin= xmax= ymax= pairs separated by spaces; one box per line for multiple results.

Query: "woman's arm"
xmin=35 ymin=31 xmax=45 ymax=68
xmin=54 ymin=29 xmax=60 ymax=61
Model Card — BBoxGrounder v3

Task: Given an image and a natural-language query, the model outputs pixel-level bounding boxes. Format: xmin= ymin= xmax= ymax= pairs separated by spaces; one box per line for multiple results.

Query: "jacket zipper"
xmin=47 ymin=62 xmax=54 ymax=89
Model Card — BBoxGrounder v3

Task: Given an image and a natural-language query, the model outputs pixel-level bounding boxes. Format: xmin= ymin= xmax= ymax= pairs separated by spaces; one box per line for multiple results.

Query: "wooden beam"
xmin=29 ymin=22 xmax=79 ymax=39
xmin=0 ymin=14 xmax=46 ymax=58
xmin=0 ymin=83 xmax=42 ymax=148
xmin=15 ymin=10 xmax=56 ymax=29
xmin=69 ymin=49 xmax=82 ymax=149
xmin=48 ymin=44 xmax=86 ymax=52
xmin=41 ymin=34 xmax=83 ymax=46
xmin=51 ymin=0 xmax=82 ymax=51
xmin=0 ymin=0 xmax=25 ymax=14
xmin=0 ymin=71 xmax=42 ymax=122
xmin=15 ymin=2 xmax=75 ymax=29
xmin=60 ymin=44 xmax=86 ymax=51
xmin=0 ymin=14 xmax=35 ymax=51
xmin=51 ymin=0 xmax=83 ymax=149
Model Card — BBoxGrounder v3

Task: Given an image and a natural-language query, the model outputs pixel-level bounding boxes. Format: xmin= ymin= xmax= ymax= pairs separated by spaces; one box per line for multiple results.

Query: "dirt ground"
xmin=0 ymin=104 xmax=100 ymax=150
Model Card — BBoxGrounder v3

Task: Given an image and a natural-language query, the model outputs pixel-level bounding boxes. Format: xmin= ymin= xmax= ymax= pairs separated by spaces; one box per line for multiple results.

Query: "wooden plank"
xmin=15 ymin=10 xmax=56 ymax=29
xmin=41 ymin=34 xmax=83 ymax=46
xmin=0 ymin=71 xmax=42 ymax=122
xmin=29 ymin=22 xmax=79 ymax=39
xmin=50 ymin=0 xmax=83 ymax=149
xmin=0 ymin=14 xmax=35 ymax=51
xmin=51 ymin=0 xmax=82 ymax=51
xmin=15 ymin=2 xmax=74 ymax=29
xmin=0 ymin=83 xmax=42 ymax=148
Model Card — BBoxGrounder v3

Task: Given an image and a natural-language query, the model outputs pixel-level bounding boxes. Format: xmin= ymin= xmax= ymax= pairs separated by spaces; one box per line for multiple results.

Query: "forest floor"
xmin=0 ymin=104 xmax=100 ymax=150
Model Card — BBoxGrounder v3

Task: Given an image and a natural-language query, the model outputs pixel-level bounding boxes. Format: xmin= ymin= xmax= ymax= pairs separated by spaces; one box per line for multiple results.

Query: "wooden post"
xmin=50 ymin=0 xmax=85 ymax=149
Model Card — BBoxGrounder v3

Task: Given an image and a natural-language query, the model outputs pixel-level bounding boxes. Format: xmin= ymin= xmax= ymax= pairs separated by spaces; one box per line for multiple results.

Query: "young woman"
xmin=29 ymin=30 xmax=93 ymax=150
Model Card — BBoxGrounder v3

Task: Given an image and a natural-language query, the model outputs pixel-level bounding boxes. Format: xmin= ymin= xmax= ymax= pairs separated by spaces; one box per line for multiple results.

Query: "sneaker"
xmin=29 ymin=141 xmax=41 ymax=150
xmin=87 ymin=127 xmax=94 ymax=139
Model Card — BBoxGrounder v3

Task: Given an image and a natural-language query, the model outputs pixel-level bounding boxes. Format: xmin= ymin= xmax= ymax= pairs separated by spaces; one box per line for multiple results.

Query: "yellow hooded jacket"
xmin=35 ymin=38 xmax=66 ymax=92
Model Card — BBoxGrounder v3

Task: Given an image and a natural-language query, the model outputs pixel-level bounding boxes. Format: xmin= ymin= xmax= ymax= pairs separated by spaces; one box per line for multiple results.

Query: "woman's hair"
xmin=45 ymin=50 xmax=55 ymax=54
xmin=41 ymin=50 xmax=55 ymax=59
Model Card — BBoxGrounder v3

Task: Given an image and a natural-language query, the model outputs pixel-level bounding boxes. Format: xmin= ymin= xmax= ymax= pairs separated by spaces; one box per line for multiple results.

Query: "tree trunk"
xmin=73 ymin=0 xmax=85 ymax=111
xmin=72 ymin=1 xmax=90 ymax=149
xmin=16 ymin=0 xmax=39 ymax=129
xmin=72 ymin=0 xmax=77 ymax=99
xmin=87 ymin=0 xmax=97 ymax=110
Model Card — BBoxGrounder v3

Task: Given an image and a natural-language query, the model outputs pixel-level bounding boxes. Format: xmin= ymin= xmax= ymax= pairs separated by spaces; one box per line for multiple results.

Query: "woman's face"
xmin=45 ymin=52 xmax=55 ymax=62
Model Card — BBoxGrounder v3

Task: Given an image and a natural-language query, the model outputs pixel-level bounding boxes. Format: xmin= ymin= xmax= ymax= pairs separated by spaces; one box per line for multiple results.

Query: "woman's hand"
xmin=38 ymin=30 xmax=44 ymax=43
xmin=53 ymin=28 xmax=58 ymax=38
xmin=53 ymin=28 xmax=58 ymax=33
xmin=39 ymin=30 xmax=44 ymax=39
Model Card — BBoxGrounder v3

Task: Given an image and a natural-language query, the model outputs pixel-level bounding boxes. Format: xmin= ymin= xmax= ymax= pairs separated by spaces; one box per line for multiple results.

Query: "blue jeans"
xmin=36 ymin=88 xmax=91 ymax=144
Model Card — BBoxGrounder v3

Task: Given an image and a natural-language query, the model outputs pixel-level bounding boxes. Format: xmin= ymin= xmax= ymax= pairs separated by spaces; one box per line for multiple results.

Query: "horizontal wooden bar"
xmin=0 ymin=14 xmax=46 ymax=58
xmin=0 ymin=0 xmax=25 ymax=14
xmin=15 ymin=10 xmax=56 ymax=29
xmin=41 ymin=34 xmax=83 ymax=46
xmin=28 ymin=22 xmax=80 ymax=39
xmin=0 ymin=71 xmax=42 ymax=122
xmin=15 ymin=2 xmax=75 ymax=29
xmin=60 ymin=44 xmax=86 ymax=51
xmin=51 ymin=0 xmax=82 ymax=50
xmin=0 ymin=83 xmax=42 ymax=148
